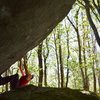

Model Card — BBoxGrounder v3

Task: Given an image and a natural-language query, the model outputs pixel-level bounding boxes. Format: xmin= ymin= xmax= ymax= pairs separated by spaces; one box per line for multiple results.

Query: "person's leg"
xmin=0 ymin=74 xmax=18 ymax=85
xmin=10 ymin=73 xmax=19 ymax=90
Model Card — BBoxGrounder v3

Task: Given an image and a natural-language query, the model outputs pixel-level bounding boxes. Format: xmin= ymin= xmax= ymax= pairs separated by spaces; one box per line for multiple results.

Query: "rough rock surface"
xmin=0 ymin=0 xmax=75 ymax=74
xmin=0 ymin=85 xmax=99 ymax=100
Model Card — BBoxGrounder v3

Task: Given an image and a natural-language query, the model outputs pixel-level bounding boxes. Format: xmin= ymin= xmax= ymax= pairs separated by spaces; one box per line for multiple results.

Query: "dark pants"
xmin=0 ymin=74 xmax=19 ymax=90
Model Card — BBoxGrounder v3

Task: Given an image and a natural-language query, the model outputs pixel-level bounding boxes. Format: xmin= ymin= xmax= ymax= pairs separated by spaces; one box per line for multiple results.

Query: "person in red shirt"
xmin=0 ymin=58 xmax=33 ymax=90
xmin=18 ymin=58 xmax=33 ymax=87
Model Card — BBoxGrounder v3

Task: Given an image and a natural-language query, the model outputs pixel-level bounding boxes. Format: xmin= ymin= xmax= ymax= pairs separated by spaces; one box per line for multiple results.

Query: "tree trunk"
xmin=58 ymin=32 xmax=64 ymax=88
xmin=44 ymin=60 xmax=47 ymax=87
xmin=54 ymin=32 xmax=60 ymax=88
xmin=67 ymin=10 xmax=85 ymax=90
xmin=38 ymin=43 xmax=43 ymax=87
xmin=92 ymin=0 xmax=100 ymax=15
xmin=82 ymin=25 xmax=89 ymax=91
xmin=92 ymin=59 xmax=97 ymax=92
xmin=43 ymin=39 xmax=49 ymax=87
xmin=84 ymin=0 xmax=100 ymax=47
xmin=64 ymin=19 xmax=70 ymax=88
xmin=76 ymin=29 xmax=85 ymax=90
xmin=91 ymin=34 xmax=97 ymax=92
xmin=98 ymin=71 xmax=100 ymax=93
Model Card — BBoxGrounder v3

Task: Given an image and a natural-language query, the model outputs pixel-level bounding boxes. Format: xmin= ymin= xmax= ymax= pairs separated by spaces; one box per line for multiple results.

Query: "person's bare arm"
xmin=23 ymin=58 xmax=29 ymax=75
xmin=19 ymin=59 xmax=25 ymax=76
xmin=23 ymin=57 xmax=33 ymax=81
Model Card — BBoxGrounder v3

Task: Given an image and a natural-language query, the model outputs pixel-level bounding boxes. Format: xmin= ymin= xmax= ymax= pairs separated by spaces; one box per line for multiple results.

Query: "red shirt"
xmin=19 ymin=75 xmax=29 ymax=87
xmin=19 ymin=66 xmax=31 ymax=87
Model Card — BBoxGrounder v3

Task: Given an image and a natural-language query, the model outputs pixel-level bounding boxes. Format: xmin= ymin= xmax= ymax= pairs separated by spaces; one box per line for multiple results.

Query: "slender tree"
xmin=64 ymin=19 xmax=70 ymax=88
xmin=98 ymin=70 xmax=100 ymax=93
xmin=53 ymin=32 xmax=60 ymax=88
xmin=57 ymin=28 xmax=64 ymax=88
xmin=83 ymin=0 xmax=100 ymax=47
xmin=81 ymin=13 xmax=89 ymax=91
xmin=43 ymin=38 xmax=49 ymax=87
xmin=37 ymin=43 xmax=43 ymax=87
xmin=92 ymin=0 xmax=100 ymax=15
xmin=67 ymin=8 xmax=86 ymax=90
xmin=92 ymin=35 xmax=97 ymax=92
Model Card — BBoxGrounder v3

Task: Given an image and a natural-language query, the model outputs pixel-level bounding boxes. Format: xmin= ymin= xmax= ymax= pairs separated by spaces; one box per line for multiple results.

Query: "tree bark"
xmin=92 ymin=0 xmax=100 ymax=15
xmin=38 ymin=43 xmax=43 ymax=87
xmin=43 ymin=39 xmax=49 ymax=87
xmin=54 ymin=32 xmax=60 ymax=88
xmin=58 ymin=32 xmax=64 ymax=88
xmin=82 ymin=21 xmax=89 ymax=91
xmin=64 ymin=19 xmax=70 ymax=88
xmin=98 ymin=71 xmax=100 ymax=93
xmin=91 ymin=34 xmax=97 ymax=92
xmin=84 ymin=0 xmax=100 ymax=47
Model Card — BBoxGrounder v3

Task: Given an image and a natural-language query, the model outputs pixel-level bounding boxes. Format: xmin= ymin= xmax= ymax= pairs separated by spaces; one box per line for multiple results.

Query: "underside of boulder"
xmin=0 ymin=0 xmax=75 ymax=74
xmin=0 ymin=85 xmax=99 ymax=100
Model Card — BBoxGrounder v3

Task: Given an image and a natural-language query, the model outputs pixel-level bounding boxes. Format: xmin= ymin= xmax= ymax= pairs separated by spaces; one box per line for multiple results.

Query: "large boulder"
xmin=0 ymin=85 xmax=99 ymax=100
xmin=0 ymin=0 xmax=75 ymax=74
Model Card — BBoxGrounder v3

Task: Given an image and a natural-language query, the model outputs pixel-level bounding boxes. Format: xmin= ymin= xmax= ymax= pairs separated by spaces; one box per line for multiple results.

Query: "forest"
xmin=0 ymin=0 xmax=100 ymax=97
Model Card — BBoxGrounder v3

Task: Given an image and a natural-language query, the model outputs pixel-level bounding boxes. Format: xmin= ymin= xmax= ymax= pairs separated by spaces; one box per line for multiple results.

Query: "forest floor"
xmin=0 ymin=85 xmax=99 ymax=100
